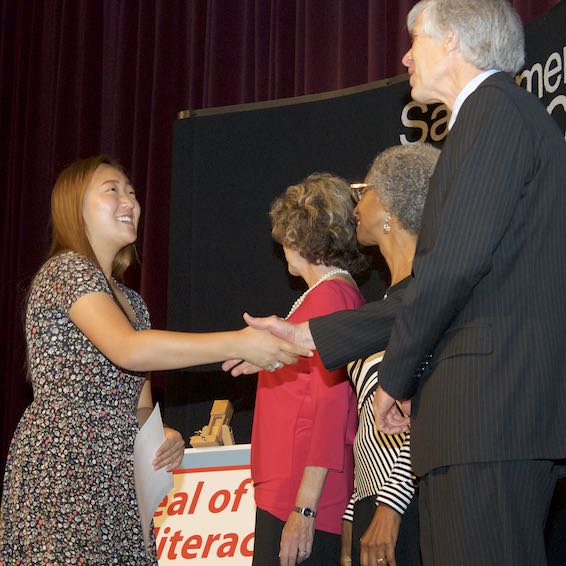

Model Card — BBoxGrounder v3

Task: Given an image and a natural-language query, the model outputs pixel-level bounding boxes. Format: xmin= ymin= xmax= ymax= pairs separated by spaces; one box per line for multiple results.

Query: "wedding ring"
xmin=273 ymin=361 xmax=283 ymax=369
xmin=298 ymin=550 xmax=307 ymax=555
xmin=377 ymin=559 xmax=386 ymax=564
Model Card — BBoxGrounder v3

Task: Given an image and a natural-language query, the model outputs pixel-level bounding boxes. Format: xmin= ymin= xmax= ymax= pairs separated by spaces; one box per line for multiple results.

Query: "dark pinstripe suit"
xmin=311 ymin=72 xmax=566 ymax=564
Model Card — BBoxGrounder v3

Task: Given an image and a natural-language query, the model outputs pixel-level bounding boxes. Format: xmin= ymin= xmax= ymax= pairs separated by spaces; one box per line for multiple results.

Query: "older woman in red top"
xmin=251 ymin=173 xmax=368 ymax=566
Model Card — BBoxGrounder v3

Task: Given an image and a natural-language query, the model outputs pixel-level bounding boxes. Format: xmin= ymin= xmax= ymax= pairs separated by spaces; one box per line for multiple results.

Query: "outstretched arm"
xmin=309 ymin=290 xmax=405 ymax=371
xmin=69 ymin=293 xmax=312 ymax=373
xmin=225 ymin=279 xmax=408 ymax=376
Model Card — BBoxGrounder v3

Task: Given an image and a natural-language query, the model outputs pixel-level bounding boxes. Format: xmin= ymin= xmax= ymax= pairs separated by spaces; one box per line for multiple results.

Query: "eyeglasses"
xmin=350 ymin=183 xmax=370 ymax=203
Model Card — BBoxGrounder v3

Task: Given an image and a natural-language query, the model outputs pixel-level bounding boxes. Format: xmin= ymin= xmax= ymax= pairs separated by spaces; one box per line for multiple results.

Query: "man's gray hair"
xmin=408 ymin=0 xmax=525 ymax=74
xmin=366 ymin=143 xmax=441 ymax=236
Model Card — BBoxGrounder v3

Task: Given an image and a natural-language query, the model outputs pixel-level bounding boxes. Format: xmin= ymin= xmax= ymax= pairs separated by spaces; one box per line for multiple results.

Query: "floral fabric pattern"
xmin=0 ymin=251 xmax=157 ymax=565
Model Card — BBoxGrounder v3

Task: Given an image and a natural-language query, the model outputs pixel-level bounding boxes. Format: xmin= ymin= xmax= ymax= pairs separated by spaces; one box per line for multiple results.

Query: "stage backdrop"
xmin=165 ymin=1 xmax=566 ymax=442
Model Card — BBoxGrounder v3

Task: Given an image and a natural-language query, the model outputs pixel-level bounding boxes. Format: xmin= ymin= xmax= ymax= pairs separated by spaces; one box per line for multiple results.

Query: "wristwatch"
xmin=294 ymin=506 xmax=317 ymax=518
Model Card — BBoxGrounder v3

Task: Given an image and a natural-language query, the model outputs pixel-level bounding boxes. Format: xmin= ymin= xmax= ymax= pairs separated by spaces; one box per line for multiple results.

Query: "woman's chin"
xmin=357 ymin=235 xmax=378 ymax=248
xmin=356 ymin=230 xmax=369 ymax=246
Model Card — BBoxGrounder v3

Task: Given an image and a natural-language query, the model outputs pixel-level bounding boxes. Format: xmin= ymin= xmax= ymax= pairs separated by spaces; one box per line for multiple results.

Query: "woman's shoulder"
xmin=32 ymin=251 xmax=110 ymax=308
xmin=298 ymin=277 xmax=365 ymax=319
xmin=314 ymin=277 xmax=365 ymax=306
xmin=34 ymin=251 xmax=97 ymax=284
xmin=26 ymin=252 xmax=101 ymax=312
xmin=41 ymin=250 xmax=97 ymax=273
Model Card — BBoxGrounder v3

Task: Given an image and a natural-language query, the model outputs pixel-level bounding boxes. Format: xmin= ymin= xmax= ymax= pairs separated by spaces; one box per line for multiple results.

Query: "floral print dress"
xmin=0 ymin=251 xmax=157 ymax=565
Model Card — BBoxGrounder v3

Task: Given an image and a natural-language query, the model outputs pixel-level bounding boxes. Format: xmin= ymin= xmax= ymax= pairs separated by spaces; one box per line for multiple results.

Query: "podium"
xmin=154 ymin=445 xmax=254 ymax=564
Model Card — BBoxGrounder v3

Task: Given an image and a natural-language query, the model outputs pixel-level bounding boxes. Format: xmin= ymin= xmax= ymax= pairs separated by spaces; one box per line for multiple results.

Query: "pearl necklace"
xmin=286 ymin=268 xmax=350 ymax=319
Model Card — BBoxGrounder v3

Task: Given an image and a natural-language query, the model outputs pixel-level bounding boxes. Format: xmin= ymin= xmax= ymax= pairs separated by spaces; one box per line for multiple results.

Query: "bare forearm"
xmin=341 ymin=520 xmax=353 ymax=566
xmin=295 ymin=466 xmax=328 ymax=509
xmin=278 ymin=466 xmax=328 ymax=564
xmin=118 ymin=328 xmax=247 ymax=372
xmin=70 ymin=294 xmax=310 ymax=374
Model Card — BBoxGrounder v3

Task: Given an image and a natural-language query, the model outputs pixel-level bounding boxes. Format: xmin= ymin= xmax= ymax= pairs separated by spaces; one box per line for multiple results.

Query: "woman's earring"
xmin=383 ymin=212 xmax=392 ymax=234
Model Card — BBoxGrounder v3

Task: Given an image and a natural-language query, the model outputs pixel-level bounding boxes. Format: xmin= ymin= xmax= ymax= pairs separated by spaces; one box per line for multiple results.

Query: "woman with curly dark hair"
xmin=251 ymin=173 xmax=368 ymax=566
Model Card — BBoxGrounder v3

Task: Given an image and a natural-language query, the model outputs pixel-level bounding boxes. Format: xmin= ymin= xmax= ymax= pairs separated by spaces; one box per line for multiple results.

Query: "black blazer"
xmin=311 ymin=73 xmax=566 ymax=476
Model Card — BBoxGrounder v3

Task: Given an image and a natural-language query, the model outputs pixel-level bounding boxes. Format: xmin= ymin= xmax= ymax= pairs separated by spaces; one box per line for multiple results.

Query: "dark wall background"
xmin=0 ymin=0 xmax=560 ymax=488
xmin=168 ymin=80 xmax=416 ymax=334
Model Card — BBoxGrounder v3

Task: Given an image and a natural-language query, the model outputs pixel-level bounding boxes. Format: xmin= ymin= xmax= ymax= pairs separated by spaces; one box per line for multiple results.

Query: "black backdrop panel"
xmin=168 ymin=78 xmax=415 ymax=338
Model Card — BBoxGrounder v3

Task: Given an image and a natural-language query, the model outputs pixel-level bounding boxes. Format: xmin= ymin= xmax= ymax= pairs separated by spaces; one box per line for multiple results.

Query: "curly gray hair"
xmin=408 ymin=0 xmax=525 ymax=74
xmin=366 ymin=143 xmax=441 ymax=235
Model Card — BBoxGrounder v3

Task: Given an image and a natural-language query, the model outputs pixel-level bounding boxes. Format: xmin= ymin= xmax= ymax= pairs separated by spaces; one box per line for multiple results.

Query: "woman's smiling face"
xmin=82 ymin=164 xmax=141 ymax=253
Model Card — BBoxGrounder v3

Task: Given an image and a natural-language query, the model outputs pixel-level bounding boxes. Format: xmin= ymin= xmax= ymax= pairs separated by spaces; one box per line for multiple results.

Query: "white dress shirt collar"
xmin=448 ymin=69 xmax=500 ymax=130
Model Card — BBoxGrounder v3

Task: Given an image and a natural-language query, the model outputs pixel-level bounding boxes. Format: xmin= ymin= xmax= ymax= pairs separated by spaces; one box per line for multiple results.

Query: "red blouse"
xmin=251 ymin=278 xmax=365 ymax=534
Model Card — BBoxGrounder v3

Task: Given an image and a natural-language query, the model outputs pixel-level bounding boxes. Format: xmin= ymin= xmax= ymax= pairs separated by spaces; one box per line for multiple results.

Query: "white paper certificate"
xmin=134 ymin=403 xmax=173 ymax=552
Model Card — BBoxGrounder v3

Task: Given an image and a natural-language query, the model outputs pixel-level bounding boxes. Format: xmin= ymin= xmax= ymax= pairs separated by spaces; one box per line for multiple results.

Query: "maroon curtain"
xmin=0 ymin=0 xmax=559 ymax=484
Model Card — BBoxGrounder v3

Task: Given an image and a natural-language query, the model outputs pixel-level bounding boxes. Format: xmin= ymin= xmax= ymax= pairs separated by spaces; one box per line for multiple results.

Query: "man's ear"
xmin=445 ymin=30 xmax=459 ymax=54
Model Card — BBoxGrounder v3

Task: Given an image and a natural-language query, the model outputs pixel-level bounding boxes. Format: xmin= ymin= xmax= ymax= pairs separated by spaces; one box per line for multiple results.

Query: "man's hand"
xmin=373 ymin=386 xmax=410 ymax=435
xmin=243 ymin=313 xmax=315 ymax=349
xmin=235 ymin=324 xmax=312 ymax=369
xmin=222 ymin=313 xmax=315 ymax=376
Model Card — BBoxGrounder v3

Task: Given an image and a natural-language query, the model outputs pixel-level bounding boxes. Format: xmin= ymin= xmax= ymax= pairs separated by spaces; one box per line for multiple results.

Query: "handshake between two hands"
xmin=221 ymin=312 xmax=314 ymax=376
xmin=221 ymin=313 xmax=411 ymax=435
